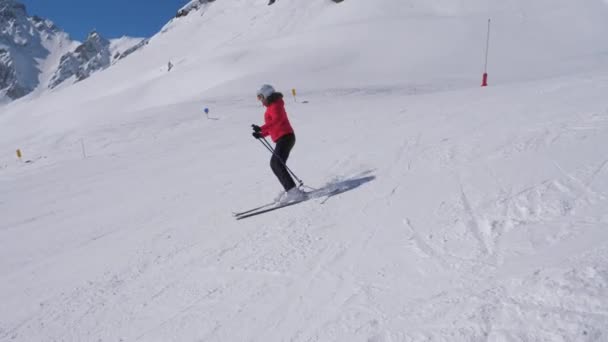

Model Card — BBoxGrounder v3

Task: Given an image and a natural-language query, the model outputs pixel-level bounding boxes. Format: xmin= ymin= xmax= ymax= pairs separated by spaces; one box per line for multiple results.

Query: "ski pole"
xmin=257 ymin=137 xmax=305 ymax=188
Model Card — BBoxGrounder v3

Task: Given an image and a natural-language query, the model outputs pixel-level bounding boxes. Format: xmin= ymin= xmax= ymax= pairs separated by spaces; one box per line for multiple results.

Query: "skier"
xmin=252 ymin=84 xmax=305 ymax=203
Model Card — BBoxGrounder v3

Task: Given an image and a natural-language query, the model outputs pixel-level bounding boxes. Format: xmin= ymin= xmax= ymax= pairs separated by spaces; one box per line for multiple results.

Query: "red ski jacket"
xmin=260 ymin=97 xmax=294 ymax=142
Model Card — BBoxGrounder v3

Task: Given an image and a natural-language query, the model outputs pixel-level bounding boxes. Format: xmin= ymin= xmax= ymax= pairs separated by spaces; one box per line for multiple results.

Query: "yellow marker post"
xmin=291 ymin=88 xmax=297 ymax=103
xmin=16 ymin=149 xmax=22 ymax=161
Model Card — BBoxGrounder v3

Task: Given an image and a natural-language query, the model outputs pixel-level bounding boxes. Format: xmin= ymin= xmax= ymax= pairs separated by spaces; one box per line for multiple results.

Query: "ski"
xmin=234 ymin=175 xmax=374 ymax=220
xmin=234 ymin=188 xmax=342 ymax=220
xmin=235 ymin=198 xmax=310 ymax=220
xmin=232 ymin=201 xmax=277 ymax=217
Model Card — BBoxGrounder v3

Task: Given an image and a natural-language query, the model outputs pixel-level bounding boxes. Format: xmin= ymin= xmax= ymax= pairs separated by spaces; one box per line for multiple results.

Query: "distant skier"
xmin=252 ymin=84 xmax=305 ymax=203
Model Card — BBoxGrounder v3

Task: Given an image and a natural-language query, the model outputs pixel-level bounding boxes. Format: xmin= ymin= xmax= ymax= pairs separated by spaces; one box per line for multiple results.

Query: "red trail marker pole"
xmin=482 ymin=19 xmax=491 ymax=87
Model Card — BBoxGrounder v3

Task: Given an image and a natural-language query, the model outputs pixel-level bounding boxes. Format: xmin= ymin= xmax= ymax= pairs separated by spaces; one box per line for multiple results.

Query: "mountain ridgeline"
xmin=0 ymin=0 xmax=144 ymax=103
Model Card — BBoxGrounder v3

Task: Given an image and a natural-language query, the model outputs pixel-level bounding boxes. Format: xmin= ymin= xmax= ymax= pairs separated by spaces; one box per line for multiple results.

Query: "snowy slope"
xmin=3 ymin=0 xmax=608 ymax=133
xmin=2 ymin=0 xmax=608 ymax=341
xmin=110 ymin=36 xmax=145 ymax=59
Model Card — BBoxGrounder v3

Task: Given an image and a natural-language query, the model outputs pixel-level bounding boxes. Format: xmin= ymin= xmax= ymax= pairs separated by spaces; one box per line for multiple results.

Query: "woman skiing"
xmin=252 ymin=84 xmax=304 ymax=203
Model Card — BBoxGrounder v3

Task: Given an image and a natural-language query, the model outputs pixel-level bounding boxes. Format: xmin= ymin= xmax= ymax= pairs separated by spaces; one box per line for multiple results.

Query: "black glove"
xmin=251 ymin=124 xmax=261 ymax=133
xmin=252 ymin=132 xmax=263 ymax=139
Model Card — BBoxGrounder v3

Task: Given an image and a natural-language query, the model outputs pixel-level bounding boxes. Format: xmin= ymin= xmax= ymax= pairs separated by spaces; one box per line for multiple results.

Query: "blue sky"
xmin=21 ymin=0 xmax=191 ymax=41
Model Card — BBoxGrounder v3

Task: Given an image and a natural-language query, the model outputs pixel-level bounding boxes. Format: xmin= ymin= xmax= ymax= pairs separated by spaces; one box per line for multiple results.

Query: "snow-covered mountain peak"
xmin=0 ymin=0 xmax=33 ymax=46
xmin=0 ymin=1 xmax=145 ymax=103
xmin=80 ymin=30 xmax=111 ymax=52
xmin=30 ymin=15 xmax=60 ymax=35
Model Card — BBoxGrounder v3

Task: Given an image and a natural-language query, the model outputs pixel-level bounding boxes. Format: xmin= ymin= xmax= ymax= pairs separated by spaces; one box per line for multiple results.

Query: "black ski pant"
xmin=270 ymin=134 xmax=296 ymax=191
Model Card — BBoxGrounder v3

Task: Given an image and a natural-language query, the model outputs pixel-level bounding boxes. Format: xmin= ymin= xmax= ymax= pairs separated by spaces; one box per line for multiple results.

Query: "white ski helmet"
xmin=256 ymin=84 xmax=275 ymax=99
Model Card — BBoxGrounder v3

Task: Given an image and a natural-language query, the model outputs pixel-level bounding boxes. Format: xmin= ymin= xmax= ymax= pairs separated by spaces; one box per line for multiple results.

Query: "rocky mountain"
xmin=176 ymin=0 xmax=216 ymax=18
xmin=48 ymin=31 xmax=147 ymax=89
xmin=0 ymin=0 xmax=144 ymax=103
